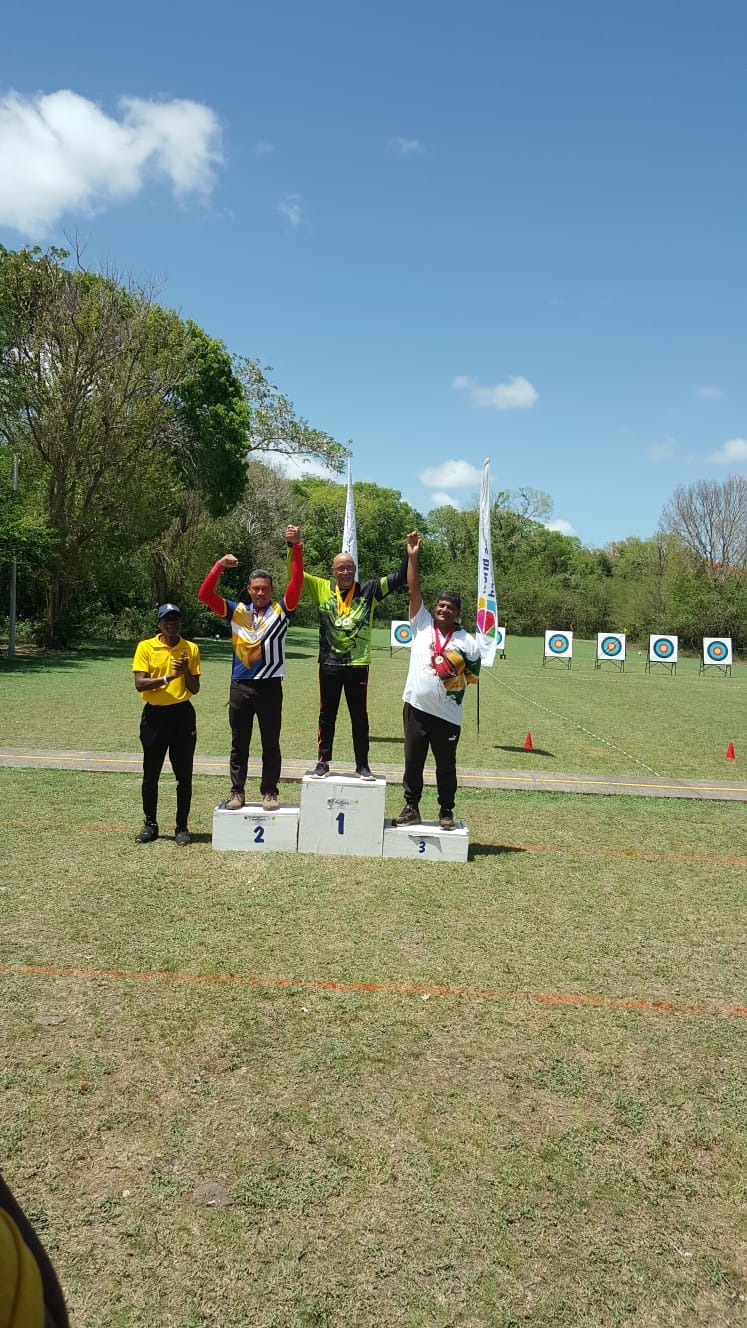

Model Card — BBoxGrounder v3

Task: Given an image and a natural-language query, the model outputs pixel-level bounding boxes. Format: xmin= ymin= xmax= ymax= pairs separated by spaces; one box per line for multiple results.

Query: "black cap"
xmin=157 ymin=603 xmax=181 ymax=619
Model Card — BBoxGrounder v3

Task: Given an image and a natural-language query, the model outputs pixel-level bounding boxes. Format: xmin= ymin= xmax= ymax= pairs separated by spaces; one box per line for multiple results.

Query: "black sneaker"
xmin=174 ymin=829 xmax=192 ymax=846
xmin=439 ymin=810 xmax=456 ymax=831
xmin=136 ymin=821 xmax=159 ymax=843
xmin=311 ymin=761 xmax=329 ymax=778
xmin=355 ymin=765 xmax=376 ymax=781
xmin=394 ymin=805 xmax=421 ymax=827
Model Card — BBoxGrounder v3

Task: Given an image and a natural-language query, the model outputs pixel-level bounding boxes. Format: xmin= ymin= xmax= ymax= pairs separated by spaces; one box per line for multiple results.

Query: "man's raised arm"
xmin=198 ymin=554 xmax=238 ymax=616
xmin=406 ymin=531 xmax=422 ymax=618
xmin=283 ymin=526 xmax=305 ymax=611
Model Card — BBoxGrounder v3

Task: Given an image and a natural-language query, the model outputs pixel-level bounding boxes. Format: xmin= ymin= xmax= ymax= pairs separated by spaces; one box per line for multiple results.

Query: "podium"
xmin=383 ymin=819 xmax=469 ymax=862
xmin=297 ymin=773 xmax=386 ymax=857
xmin=210 ymin=773 xmax=471 ymax=860
xmin=212 ymin=803 xmax=300 ymax=853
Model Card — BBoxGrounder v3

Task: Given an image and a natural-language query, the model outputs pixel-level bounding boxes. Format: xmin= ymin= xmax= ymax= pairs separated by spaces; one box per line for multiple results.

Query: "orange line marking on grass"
xmin=1 ymin=962 xmax=744 ymax=1019
xmin=0 ymin=821 xmax=744 ymax=866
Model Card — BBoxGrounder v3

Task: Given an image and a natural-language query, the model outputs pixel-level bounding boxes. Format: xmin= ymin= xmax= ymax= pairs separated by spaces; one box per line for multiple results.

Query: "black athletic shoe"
xmin=355 ymin=765 xmax=376 ymax=781
xmin=394 ymin=805 xmax=421 ymax=827
xmin=311 ymin=761 xmax=330 ymax=778
xmin=174 ymin=829 xmax=192 ymax=846
xmin=439 ymin=810 xmax=456 ymax=831
xmin=136 ymin=821 xmax=159 ymax=843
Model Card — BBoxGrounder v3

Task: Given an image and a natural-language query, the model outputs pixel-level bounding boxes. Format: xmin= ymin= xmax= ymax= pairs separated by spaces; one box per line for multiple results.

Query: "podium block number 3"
xmin=336 ymin=813 xmax=345 ymax=836
xmin=418 ymin=840 xmax=426 ymax=854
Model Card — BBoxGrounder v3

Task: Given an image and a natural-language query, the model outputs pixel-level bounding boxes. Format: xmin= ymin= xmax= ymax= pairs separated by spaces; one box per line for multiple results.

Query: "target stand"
xmin=212 ymin=803 xmax=300 ymax=853
xmin=645 ymin=634 xmax=678 ymax=676
xmin=594 ymin=632 xmax=626 ymax=672
xmin=699 ymin=637 xmax=732 ymax=678
xmin=390 ymin=620 xmax=413 ymax=657
xmin=542 ymin=630 xmax=573 ymax=670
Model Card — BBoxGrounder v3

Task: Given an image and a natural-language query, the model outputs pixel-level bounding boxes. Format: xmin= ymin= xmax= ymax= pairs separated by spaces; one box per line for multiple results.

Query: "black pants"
xmin=229 ymin=678 xmax=283 ymax=796
xmin=139 ymin=701 xmax=197 ymax=830
xmin=402 ymin=701 xmax=460 ymax=813
xmin=318 ymin=666 xmax=369 ymax=766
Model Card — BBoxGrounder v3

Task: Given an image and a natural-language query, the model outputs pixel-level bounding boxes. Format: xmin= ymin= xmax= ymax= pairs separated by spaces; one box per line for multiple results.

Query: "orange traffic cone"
xmin=523 ymin=732 xmax=534 ymax=751
xmin=726 ymin=742 xmax=735 ymax=761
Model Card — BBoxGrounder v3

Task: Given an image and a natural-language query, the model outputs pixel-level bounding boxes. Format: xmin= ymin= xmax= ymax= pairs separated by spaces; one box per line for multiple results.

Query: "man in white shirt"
xmin=394 ymin=532 xmax=481 ymax=830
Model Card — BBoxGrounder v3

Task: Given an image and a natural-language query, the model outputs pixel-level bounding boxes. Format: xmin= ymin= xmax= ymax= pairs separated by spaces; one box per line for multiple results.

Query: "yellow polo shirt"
xmin=132 ymin=635 xmax=201 ymax=706
xmin=0 ymin=1207 xmax=44 ymax=1326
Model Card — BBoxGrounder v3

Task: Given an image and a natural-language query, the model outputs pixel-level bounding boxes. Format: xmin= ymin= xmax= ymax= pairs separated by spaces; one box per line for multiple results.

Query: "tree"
xmin=660 ymin=476 xmax=747 ymax=578
xmin=0 ymin=246 xmax=197 ymax=641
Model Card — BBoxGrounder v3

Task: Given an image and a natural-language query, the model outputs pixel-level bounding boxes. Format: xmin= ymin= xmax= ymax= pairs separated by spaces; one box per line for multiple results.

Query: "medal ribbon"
xmin=334 ymin=584 xmax=355 ymax=618
xmin=431 ymin=625 xmax=455 ymax=673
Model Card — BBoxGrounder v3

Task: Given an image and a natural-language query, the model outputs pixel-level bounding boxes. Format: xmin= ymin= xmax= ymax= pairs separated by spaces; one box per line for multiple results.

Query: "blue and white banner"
xmin=476 ymin=458 xmax=498 ymax=666
xmin=342 ymin=457 xmax=358 ymax=575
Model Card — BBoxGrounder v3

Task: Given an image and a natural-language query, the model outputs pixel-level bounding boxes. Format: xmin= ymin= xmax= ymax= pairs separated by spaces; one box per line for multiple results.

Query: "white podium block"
xmin=382 ymin=820 xmax=469 ymax=862
xmin=212 ymin=803 xmax=299 ymax=853
xmin=297 ymin=773 xmax=386 ymax=857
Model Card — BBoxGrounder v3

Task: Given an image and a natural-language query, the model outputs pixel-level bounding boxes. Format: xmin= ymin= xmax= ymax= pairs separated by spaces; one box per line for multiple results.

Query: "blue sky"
xmin=2 ymin=0 xmax=745 ymax=547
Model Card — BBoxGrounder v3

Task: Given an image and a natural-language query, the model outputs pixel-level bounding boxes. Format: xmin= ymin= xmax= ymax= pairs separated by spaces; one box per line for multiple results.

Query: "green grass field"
xmin=1 ymin=629 xmax=745 ymax=784
xmin=1 ymin=637 xmax=745 ymax=1325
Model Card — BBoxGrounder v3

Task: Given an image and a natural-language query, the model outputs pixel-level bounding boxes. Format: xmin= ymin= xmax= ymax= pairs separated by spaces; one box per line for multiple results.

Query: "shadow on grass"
xmin=494 ymin=744 xmax=555 ymax=757
xmin=370 ymin=735 xmax=405 ymax=745
xmin=469 ymin=842 xmax=526 ymax=857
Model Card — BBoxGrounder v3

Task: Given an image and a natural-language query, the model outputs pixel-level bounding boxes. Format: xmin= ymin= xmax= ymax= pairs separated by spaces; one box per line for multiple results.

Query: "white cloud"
xmin=277 ymin=193 xmax=304 ymax=228
xmin=544 ymin=518 xmax=577 ymax=537
xmin=252 ymin=450 xmax=339 ymax=481
xmin=708 ymin=437 xmax=747 ymax=465
xmin=649 ymin=438 xmax=677 ymax=462
xmin=419 ymin=459 xmax=482 ymax=488
xmin=429 ymin=491 xmax=460 ymax=509
xmin=0 ymin=89 xmax=223 ymax=235
xmin=453 ymin=373 xmax=538 ymax=410
xmin=389 ymin=136 xmax=423 ymax=155
xmin=696 ymin=385 xmax=723 ymax=400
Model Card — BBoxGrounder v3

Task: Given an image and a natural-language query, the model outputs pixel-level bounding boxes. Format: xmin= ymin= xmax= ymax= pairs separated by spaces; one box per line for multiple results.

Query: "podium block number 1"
xmin=336 ymin=812 xmax=345 ymax=835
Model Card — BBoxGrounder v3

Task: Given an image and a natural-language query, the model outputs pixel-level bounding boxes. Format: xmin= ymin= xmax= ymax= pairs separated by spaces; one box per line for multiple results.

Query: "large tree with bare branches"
xmin=660 ymin=476 xmax=747 ymax=577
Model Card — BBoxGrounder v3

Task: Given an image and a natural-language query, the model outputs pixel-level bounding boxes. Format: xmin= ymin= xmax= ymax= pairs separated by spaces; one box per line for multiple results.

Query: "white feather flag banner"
xmin=476 ymin=458 xmax=498 ymax=666
xmin=342 ymin=458 xmax=358 ymax=575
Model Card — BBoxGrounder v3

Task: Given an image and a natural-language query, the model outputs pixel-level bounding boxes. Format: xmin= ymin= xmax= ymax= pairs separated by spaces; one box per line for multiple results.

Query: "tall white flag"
xmin=342 ymin=457 xmax=358 ymax=575
xmin=476 ymin=458 xmax=498 ymax=666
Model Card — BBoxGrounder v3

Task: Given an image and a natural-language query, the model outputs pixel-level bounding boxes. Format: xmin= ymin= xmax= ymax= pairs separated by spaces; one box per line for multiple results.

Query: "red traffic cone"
xmin=726 ymin=742 xmax=735 ymax=761
xmin=523 ymin=731 xmax=534 ymax=751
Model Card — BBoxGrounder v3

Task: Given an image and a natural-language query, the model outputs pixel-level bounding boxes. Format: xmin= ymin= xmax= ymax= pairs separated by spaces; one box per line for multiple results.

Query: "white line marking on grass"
xmin=485 ymin=674 xmax=663 ymax=778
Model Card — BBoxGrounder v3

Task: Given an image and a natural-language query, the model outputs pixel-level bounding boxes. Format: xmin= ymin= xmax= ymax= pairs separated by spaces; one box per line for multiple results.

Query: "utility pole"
xmin=8 ymin=454 xmax=18 ymax=659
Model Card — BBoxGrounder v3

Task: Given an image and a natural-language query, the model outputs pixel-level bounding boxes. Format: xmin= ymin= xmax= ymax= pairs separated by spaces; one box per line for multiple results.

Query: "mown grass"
xmin=0 ymin=629 xmax=745 ymax=781
xmin=1 ymin=768 xmax=745 ymax=1326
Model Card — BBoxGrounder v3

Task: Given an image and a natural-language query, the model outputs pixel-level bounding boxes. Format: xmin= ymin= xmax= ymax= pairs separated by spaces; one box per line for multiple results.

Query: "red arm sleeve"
xmin=283 ymin=542 xmax=304 ymax=612
xmin=197 ymin=562 xmax=228 ymax=617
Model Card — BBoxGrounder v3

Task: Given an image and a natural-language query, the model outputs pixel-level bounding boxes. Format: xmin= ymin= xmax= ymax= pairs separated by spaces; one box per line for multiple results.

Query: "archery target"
xmin=649 ymin=634 xmax=678 ymax=662
xmin=390 ymin=620 xmax=413 ymax=648
xmin=597 ymin=632 xmax=626 ymax=660
xmin=703 ymin=637 xmax=732 ymax=665
xmin=544 ymin=630 xmax=573 ymax=658
xmin=495 ymin=626 xmax=506 ymax=649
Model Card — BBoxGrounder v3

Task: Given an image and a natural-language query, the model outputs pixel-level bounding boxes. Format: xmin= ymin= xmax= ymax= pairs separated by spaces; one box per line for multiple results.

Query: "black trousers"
xmin=402 ymin=701 xmax=460 ymax=813
xmin=229 ymin=678 xmax=283 ymax=796
xmin=318 ymin=666 xmax=369 ymax=766
xmin=139 ymin=701 xmax=197 ymax=830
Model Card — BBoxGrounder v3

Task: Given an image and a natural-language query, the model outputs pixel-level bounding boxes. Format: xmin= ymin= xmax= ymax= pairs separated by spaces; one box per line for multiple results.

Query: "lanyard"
xmin=432 ymin=625 xmax=455 ymax=663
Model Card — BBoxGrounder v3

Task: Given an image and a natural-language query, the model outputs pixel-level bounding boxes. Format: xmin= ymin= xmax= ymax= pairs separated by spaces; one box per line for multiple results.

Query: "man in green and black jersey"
xmin=287 ymin=526 xmax=410 ymax=779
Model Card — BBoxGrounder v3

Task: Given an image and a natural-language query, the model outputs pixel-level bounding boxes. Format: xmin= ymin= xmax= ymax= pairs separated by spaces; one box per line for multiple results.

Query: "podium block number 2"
xmin=336 ymin=812 xmax=345 ymax=836
xmin=254 ymin=825 xmax=264 ymax=844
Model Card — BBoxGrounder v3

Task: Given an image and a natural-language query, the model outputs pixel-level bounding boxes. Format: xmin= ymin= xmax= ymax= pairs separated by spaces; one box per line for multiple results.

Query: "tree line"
xmin=1 ymin=246 xmax=745 ymax=652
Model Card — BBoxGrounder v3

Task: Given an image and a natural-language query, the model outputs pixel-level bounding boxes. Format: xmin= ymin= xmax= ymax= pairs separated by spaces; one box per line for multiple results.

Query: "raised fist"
xmin=218 ymin=553 xmax=239 ymax=569
xmin=285 ymin=525 xmax=301 ymax=544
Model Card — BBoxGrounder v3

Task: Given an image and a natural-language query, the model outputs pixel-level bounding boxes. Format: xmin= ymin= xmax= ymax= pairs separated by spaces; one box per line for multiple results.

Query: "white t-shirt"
xmin=402 ymin=603 xmax=480 ymax=726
